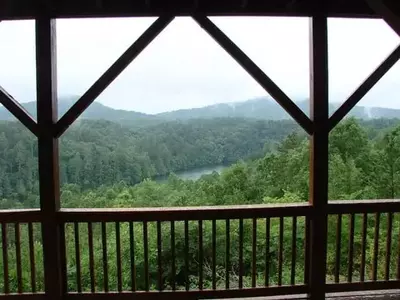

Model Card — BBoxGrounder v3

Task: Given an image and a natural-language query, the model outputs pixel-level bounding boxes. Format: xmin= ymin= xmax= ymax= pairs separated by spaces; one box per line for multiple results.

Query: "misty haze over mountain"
xmin=1 ymin=96 xmax=400 ymax=126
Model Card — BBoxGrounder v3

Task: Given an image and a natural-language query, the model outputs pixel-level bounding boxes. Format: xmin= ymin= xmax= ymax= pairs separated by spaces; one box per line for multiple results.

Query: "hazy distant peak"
xmin=58 ymin=95 xmax=80 ymax=104
xmin=1 ymin=96 xmax=400 ymax=125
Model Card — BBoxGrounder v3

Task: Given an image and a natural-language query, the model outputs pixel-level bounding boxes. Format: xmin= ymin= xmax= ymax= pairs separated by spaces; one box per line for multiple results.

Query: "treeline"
xmin=0 ymin=118 xmax=301 ymax=206
xmin=1 ymin=117 xmax=399 ymax=208
xmin=55 ymin=117 xmax=400 ymax=208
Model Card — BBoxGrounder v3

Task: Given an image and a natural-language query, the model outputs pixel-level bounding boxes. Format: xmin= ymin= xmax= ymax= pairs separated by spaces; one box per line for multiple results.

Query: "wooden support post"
xmin=308 ymin=13 xmax=329 ymax=300
xmin=36 ymin=16 xmax=64 ymax=299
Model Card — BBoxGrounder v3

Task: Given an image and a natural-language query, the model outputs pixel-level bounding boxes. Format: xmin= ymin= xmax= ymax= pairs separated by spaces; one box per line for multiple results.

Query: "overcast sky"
xmin=0 ymin=17 xmax=399 ymax=114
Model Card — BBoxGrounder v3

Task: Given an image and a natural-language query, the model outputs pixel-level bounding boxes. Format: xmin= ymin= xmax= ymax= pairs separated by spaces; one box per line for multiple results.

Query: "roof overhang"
xmin=0 ymin=0 xmax=380 ymax=20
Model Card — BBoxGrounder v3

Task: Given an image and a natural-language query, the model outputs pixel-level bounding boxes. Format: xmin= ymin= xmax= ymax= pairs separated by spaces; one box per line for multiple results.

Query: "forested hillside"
xmin=1 ymin=116 xmax=400 ymax=209
xmin=55 ymin=117 xmax=400 ymax=208
xmin=0 ymin=117 xmax=301 ymax=207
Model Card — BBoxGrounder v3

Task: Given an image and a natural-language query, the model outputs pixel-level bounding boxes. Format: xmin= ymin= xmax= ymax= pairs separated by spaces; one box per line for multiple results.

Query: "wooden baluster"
xmin=184 ymin=220 xmax=189 ymax=291
xmin=15 ymin=223 xmax=22 ymax=293
xmin=2 ymin=223 xmax=8 ymax=294
xmin=278 ymin=217 xmax=284 ymax=286
xmin=291 ymin=216 xmax=297 ymax=286
xmin=143 ymin=221 xmax=149 ymax=291
xmin=170 ymin=221 xmax=175 ymax=291
xmin=265 ymin=217 xmax=270 ymax=287
xmin=28 ymin=223 xmax=36 ymax=293
xmin=360 ymin=213 xmax=367 ymax=282
xmin=347 ymin=214 xmax=355 ymax=283
xmin=157 ymin=221 xmax=162 ymax=291
xmin=385 ymin=212 xmax=393 ymax=281
xmin=239 ymin=219 xmax=244 ymax=289
xmin=74 ymin=223 xmax=82 ymax=292
xmin=225 ymin=219 xmax=230 ymax=289
xmin=88 ymin=222 xmax=95 ymax=292
xmin=129 ymin=222 xmax=136 ymax=292
xmin=252 ymin=218 xmax=257 ymax=288
xmin=335 ymin=214 xmax=342 ymax=283
xmin=212 ymin=219 xmax=217 ymax=290
xmin=116 ymin=222 xmax=122 ymax=292
xmin=101 ymin=222 xmax=108 ymax=292
xmin=199 ymin=220 xmax=203 ymax=290
xmin=372 ymin=213 xmax=380 ymax=281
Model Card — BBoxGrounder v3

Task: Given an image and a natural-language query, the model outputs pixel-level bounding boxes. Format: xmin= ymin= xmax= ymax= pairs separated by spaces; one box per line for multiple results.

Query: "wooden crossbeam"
xmin=366 ymin=0 xmax=400 ymax=36
xmin=0 ymin=0 xmax=378 ymax=20
xmin=55 ymin=15 xmax=174 ymax=138
xmin=0 ymin=86 xmax=38 ymax=136
xmin=329 ymin=44 xmax=400 ymax=131
xmin=193 ymin=15 xmax=313 ymax=135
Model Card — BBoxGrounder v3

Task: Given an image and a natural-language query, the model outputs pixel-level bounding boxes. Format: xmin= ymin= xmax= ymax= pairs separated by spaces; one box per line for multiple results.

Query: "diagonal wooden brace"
xmin=329 ymin=44 xmax=400 ymax=131
xmin=55 ymin=15 xmax=174 ymax=138
xmin=193 ymin=15 xmax=313 ymax=135
xmin=0 ymin=85 xmax=38 ymax=136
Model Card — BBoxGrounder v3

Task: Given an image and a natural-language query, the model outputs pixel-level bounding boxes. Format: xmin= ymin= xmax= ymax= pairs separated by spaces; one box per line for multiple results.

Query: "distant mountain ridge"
xmin=0 ymin=96 xmax=160 ymax=126
xmin=1 ymin=96 xmax=400 ymax=124
xmin=158 ymin=97 xmax=400 ymax=120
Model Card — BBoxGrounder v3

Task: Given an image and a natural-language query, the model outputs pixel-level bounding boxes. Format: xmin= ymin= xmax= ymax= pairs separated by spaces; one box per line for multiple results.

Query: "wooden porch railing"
xmin=1 ymin=200 xmax=399 ymax=299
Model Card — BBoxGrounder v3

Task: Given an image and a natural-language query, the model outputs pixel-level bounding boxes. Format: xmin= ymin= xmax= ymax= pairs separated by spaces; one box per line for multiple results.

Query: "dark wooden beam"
xmin=328 ymin=199 xmax=400 ymax=214
xmin=0 ymin=0 xmax=377 ymax=20
xmin=329 ymin=44 xmax=400 ymax=131
xmin=0 ymin=294 xmax=46 ymax=300
xmin=0 ymin=86 xmax=38 ymax=136
xmin=55 ymin=15 xmax=174 ymax=138
xmin=35 ymin=16 xmax=64 ymax=300
xmin=308 ymin=12 xmax=329 ymax=300
xmin=66 ymin=285 xmax=308 ymax=300
xmin=367 ymin=0 xmax=400 ymax=36
xmin=193 ymin=15 xmax=313 ymax=135
xmin=59 ymin=203 xmax=312 ymax=222
xmin=0 ymin=209 xmax=42 ymax=223
xmin=326 ymin=280 xmax=400 ymax=293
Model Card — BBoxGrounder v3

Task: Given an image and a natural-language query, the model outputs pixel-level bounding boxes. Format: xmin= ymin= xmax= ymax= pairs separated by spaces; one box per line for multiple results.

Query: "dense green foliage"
xmin=1 ymin=117 xmax=400 ymax=293
xmin=0 ymin=118 xmax=301 ymax=207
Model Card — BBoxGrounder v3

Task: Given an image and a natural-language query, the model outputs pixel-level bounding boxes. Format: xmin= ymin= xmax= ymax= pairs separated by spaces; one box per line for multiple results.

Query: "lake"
xmin=155 ymin=165 xmax=228 ymax=182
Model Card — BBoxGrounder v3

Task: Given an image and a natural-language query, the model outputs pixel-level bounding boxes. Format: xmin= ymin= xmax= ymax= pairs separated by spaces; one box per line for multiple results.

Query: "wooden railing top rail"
xmin=0 ymin=209 xmax=42 ymax=223
xmin=1 ymin=199 xmax=400 ymax=223
xmin=328 ymin=199 xmax=400 ymax=213
xmin=59 ymin=202 xmax=312 ymax=222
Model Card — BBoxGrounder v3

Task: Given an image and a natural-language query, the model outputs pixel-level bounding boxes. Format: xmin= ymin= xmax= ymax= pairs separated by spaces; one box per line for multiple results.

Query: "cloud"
xmin=0 ymin=17 xmax=399 ymax=113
